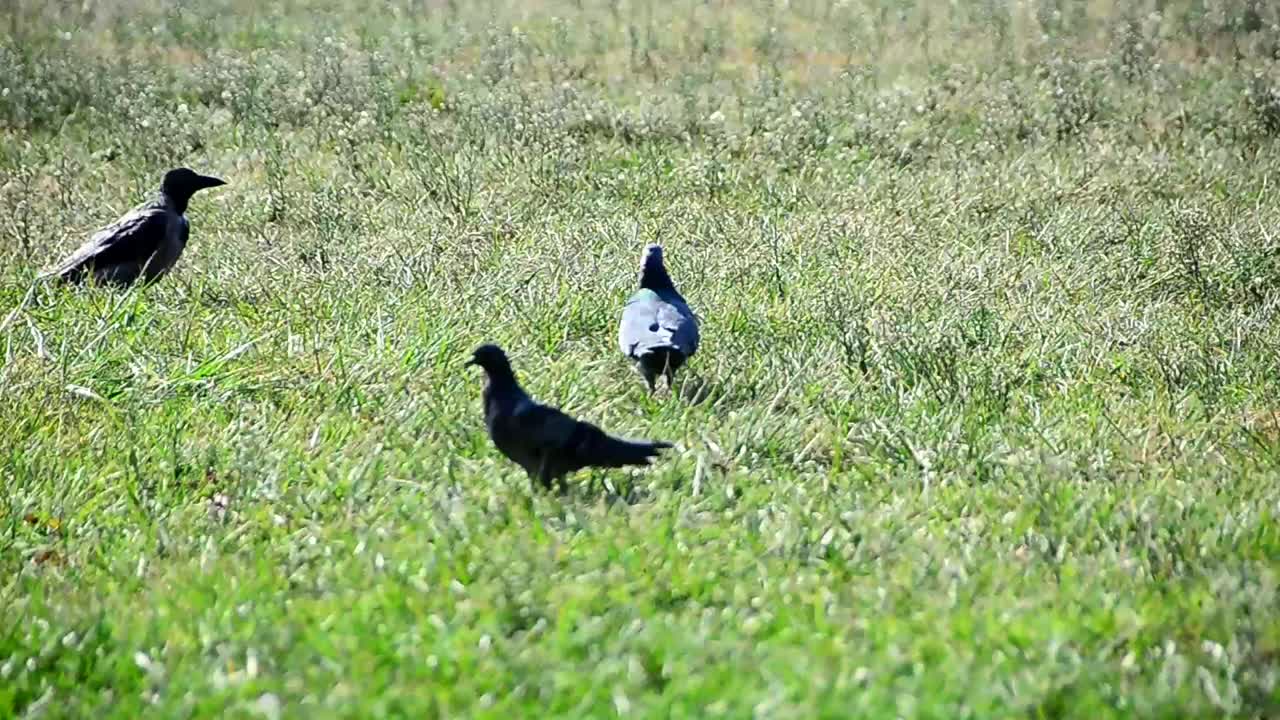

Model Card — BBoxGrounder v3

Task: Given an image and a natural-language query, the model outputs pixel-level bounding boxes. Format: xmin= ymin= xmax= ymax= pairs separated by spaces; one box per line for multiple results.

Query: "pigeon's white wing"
xmin=657 ymin=294 xmax=698 ymax=356
xmin=619 ymin=289 xmax=663 ymax=356
xmin=620 ymin=288 xmax=698 ymax=358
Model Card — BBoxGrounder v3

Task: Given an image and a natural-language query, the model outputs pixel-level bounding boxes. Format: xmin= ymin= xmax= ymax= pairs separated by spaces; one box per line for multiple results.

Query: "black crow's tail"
xmin=39 ymin=262 xmax=85 ymax=284
xmin=583 ymin=428 xmax=672 ymax=469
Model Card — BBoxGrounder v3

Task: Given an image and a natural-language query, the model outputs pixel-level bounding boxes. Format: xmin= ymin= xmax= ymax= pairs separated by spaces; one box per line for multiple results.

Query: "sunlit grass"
xmin=2 ymin=0 xmax=1280 ymax=717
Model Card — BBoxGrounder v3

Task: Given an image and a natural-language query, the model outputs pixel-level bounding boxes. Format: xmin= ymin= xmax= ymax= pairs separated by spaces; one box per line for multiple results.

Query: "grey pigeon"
xmin=44 ymin=168 xmax=226 ymax=287
xmin=618 ymin=244 xmax=699 ymax=392
xmin=466 ymin=344 xmax=672 ymax=490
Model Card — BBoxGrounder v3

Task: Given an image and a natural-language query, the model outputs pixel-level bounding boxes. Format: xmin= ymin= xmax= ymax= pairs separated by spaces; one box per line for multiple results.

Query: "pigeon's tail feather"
xmin=637 ymin=346 xmax=686 ymax=377
xmin=585 ymin=431 xmax=673 ymax=469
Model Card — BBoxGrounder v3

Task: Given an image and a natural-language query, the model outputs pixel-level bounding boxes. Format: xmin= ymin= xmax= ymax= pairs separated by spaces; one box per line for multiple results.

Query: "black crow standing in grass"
xmin=44 ymin=168 xmax=226 ymax=287
xmin=618 ymin=243 xmax=699 ymax=393
xmin=466 ymin=344 xmax=672 ymax=491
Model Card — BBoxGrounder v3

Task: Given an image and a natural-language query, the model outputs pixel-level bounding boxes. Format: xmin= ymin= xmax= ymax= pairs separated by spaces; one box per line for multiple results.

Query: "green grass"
xmin=3 ymin=0 xmax=1280 ymax=716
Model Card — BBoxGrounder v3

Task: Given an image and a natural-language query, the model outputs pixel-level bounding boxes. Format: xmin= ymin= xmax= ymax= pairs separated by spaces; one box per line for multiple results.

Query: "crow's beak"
xmin=199 ymin=175 xmax=227 ymax=189
xmin=464 ymin=358 xmax=477 ymax=368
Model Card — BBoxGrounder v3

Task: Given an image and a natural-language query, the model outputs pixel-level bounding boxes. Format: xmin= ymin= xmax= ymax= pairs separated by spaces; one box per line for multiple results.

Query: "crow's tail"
xmin=586 ymin=432 xmax=672 ymax=469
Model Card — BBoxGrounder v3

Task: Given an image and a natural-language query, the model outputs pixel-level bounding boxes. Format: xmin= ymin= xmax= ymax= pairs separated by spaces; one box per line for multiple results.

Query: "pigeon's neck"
xmin=639 ymin=261 xmax=675 ymax=292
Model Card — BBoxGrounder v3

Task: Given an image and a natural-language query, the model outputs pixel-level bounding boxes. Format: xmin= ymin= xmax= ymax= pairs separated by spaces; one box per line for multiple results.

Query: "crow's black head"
xmin=160 ymin=168 xmax=226 ymax=209
xmin=466 ymin=344 xmax=514 ymax=375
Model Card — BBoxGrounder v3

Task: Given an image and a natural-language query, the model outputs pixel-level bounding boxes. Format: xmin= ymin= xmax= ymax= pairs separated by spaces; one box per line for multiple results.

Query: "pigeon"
xmin=466 ymin=344 xmax=672 ymax=490
xmin=44 ymin=168 xmax=226 ymax=287
xmin=618 ymin=243 xmax=699 ymax=392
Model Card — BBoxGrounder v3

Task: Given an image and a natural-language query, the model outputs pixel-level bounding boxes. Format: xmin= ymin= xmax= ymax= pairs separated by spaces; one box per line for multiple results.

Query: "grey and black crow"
xmin=44 ymin=168 xmax=226 ymax=287
xmin=466 ymin=344 xmax=672 ymax=490
xmin=618 ymin=244 xmax=699 ymax=392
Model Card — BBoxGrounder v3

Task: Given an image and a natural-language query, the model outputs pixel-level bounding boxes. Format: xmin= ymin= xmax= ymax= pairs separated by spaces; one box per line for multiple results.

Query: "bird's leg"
xmin=535 ymin=455 xmax=553 ymax=491
xmin=535 ymin=455 xmax=570 ymax=495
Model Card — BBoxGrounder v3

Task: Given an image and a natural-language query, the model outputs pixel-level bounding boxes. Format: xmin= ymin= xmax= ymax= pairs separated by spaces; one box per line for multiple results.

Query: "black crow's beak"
xmin=464 ymin=358 xmax=477 ymax=368
xmin=199 ymin=175 xmax=227 ymax=189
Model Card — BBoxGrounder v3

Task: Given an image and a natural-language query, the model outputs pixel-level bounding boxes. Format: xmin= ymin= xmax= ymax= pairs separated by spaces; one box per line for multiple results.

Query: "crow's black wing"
xmin=512 ymin=401 xmax=670 ymax=478
xmin=509 ymin=400 xmax=581 ymax=455
xmin=46 ymin=206 xmax=170 ymax=281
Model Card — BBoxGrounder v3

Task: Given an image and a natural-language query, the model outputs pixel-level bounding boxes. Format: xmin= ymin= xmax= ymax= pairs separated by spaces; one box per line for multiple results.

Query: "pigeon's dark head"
xmin=639 ymin=243 xmax=675 ymax=291
xmin=466 ymin=344 xmax=514 ymax=376
xmin=160 ymin=168 xmax=226 ymax=210
xmin=640 ymin=243 xmax=665 ymax=268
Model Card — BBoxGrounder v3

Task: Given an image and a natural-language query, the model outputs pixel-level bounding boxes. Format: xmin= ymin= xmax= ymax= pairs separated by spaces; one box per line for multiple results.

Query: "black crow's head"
xmin=466 ymin=344 xmax=514 ymax=376
xmin=161 ymin=168 xmax=226 ymax=201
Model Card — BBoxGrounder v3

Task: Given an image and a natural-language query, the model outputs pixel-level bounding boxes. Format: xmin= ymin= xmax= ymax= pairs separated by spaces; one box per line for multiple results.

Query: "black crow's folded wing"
xmin=46 ymin=206 xmax=170 ymax=282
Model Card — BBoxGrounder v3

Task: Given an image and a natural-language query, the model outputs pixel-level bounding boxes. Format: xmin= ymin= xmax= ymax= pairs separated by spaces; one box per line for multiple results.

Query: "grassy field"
xmin=3 ymin=0 xmax=1280 ymax=716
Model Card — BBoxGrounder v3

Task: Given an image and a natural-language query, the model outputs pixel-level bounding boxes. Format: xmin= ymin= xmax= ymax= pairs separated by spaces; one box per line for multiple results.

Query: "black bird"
xmin=618 ymin=244 xmax=700 ymax=392
xmin=466 ymin=344 xmax=672 ymax=490
xmin=44 ymin=168 xmax=226 ymax=287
